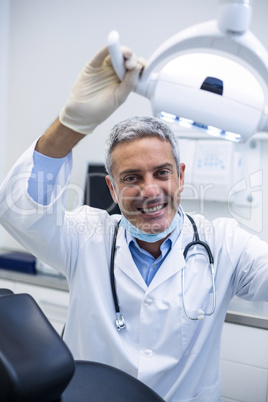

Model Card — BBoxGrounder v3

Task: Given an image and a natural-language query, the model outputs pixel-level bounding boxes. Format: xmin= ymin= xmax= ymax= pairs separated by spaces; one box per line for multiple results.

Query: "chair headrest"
xmin=0 ymin=288 xmax=14 ymax=297
xmin=0 ymin=293 xmax=75 ymax=402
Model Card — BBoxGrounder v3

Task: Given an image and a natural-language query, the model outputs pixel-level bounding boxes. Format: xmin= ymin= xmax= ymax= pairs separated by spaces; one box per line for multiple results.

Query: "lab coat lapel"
xmin=147 ymin=236 xmax=186 ymax=292
xmin=147 ymin=215 xmax=195 ymax=293
xmin=114 ymin=226 xmax=147 ymax=291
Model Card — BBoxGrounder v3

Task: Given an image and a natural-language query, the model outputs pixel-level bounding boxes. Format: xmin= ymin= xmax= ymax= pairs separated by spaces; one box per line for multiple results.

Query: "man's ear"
xmin=179 ymin=163 xmax=186 ymax=193
xmin=105 ymin=175 xmax=118 ymax=204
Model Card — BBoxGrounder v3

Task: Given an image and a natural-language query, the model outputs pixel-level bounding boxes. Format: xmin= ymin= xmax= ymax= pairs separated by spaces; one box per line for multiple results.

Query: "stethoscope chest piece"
xmin=115 ymin=312 xmax=126 ymax=331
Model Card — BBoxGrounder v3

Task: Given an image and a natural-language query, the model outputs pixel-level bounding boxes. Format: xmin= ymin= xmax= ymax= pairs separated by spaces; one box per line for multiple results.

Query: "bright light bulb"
xmin=159 ymin=111 xmax=242 ymax=142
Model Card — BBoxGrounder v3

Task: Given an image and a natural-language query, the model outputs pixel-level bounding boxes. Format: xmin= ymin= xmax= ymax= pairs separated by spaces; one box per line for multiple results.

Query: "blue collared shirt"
xmin=125 ymin=212 xmax=183 ymax=286
xmin=28 ymin=150 xmax=67 ymax=205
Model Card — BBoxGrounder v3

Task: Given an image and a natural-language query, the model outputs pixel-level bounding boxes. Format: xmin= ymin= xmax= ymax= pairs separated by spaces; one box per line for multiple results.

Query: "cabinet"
xmin=220 ymin=322 xmax=268 ymax=402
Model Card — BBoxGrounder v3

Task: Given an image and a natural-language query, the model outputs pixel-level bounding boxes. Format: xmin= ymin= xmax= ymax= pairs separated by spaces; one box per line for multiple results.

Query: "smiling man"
xmin=1 ymin=45 xmax=268 ymax=402
xmin=105 ymin=117 xmax=185 ymax=259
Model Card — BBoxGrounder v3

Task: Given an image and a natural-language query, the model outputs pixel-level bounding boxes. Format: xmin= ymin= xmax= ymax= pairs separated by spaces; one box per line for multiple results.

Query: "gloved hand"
xmin=59 ymin=46 xmax=144 ymax=135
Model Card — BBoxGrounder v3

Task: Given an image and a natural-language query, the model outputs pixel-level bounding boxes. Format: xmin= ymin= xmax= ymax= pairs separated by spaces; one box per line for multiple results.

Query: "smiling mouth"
xmin=138 ymin=203 xmax=167 ymax=214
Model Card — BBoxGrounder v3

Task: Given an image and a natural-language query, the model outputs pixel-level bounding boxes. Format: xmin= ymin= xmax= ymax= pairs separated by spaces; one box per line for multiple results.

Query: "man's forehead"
xmin=112 ymin=135 xmax=170 ymax=151
xmin=110 ymin=137 xmax=176 ymax=173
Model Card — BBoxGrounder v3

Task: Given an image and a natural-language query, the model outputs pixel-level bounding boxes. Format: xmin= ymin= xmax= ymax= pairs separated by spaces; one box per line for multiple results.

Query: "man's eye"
xmin=158 ymin=170 xmax=170 ymax=177
xmin=124 ymin=176 xmax=137 ymax=182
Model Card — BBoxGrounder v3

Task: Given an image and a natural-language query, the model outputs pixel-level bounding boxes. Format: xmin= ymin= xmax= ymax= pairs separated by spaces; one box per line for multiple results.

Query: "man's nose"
xmin=140 ymin=176 xmax=160 ymax=199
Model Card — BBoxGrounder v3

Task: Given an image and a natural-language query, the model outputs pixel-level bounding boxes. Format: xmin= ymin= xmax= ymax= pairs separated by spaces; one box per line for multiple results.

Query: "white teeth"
xmin=142 ymin=204 xmax=164 ymax=213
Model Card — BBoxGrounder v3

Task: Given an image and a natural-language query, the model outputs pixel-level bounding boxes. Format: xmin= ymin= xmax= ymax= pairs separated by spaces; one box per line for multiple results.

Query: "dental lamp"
xmin=108 ymin=0 xmax=268 ymax=143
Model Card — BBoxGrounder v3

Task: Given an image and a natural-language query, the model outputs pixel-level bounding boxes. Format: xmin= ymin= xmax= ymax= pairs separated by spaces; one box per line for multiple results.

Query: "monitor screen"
xmin=84 ymin=164 xmax=120 ymax=215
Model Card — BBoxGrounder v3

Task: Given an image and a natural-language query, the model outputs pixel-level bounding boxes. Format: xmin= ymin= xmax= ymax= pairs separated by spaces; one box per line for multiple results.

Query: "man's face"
xmin=106 ymin=136 xmax=185 ymax=234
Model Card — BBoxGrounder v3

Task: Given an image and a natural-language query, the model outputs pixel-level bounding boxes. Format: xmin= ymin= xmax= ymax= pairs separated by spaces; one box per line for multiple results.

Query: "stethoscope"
xmin=110 ymin=215 xmax=216 ymax=331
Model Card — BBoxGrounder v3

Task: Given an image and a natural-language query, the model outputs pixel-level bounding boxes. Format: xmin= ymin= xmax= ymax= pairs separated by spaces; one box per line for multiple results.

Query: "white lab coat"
xmin=1 ymin=141 xmax=268 ymax=402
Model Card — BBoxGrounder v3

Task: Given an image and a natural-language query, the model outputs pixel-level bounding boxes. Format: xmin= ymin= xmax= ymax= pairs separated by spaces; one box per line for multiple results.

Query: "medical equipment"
xmin=110 ymin=215 xmax=215 ymax=330
xmin=182 ymin=215 xmax=215 ymax=321
xmin=108 ymin=0 xmax=268 ymax=143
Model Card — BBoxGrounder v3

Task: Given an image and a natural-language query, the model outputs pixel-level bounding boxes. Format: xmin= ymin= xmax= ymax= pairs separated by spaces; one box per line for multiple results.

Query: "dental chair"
xmin=0 ymin=289 xmax=164 ymax=402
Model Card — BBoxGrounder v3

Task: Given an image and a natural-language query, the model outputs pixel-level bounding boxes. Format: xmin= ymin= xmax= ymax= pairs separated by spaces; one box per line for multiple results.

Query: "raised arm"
xmin=36 ymin=45 xmax=144 ymax=157
xmin=35 ymin=118 xmax=83 ymax=157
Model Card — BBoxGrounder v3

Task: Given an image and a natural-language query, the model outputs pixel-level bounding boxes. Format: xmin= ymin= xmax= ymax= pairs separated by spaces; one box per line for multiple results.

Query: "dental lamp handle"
xmin=107 ymin=30 xmax=126 ymax=81
xmin=107 ymin=30 xmax=154 ymax=97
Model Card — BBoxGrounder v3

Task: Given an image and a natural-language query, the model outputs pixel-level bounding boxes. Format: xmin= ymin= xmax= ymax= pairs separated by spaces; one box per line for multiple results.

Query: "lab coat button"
xmin=144 ymin=298 xmax=153 ymax=306
xmin=144 ymin=349 xmax=153 ymax=358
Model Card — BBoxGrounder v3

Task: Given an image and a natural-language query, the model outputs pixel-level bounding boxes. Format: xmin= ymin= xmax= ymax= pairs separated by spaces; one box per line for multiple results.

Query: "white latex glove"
xmin=59 ymin=46 xmax=144 ymax=135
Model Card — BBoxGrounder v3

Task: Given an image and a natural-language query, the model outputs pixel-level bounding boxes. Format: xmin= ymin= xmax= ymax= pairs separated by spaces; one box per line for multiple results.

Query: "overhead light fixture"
xmin=108 ymin=0 xmax=268 ymax=143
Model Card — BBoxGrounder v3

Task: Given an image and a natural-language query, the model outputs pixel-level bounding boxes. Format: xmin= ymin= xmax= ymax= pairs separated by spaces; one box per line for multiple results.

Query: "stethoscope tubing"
xmin=110 ymin=221 xmax=120 ymax=314
xmin=110 ymin=214 xmax=216 ymax=329
xmin=183 ymin=215 xmax=214 ymax=264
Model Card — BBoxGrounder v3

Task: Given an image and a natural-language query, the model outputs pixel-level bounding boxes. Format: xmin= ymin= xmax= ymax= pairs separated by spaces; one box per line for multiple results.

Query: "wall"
xmin=1 ymin=0 xmax=268 ymax=249
xmin=0 ymin=0 xmax=10 ymax=246
xmin=179 ymin=138 xmax=268 ymax=241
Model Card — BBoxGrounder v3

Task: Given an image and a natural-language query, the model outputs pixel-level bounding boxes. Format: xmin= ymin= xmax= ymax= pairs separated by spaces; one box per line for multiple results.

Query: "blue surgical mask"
xmin=119 ymin=207 xmax=184 ymax=243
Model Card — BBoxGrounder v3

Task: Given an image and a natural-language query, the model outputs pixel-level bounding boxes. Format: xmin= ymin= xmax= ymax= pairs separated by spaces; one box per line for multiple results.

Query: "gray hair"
xmin=104 ymin=116 xmax=180 ymax=179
